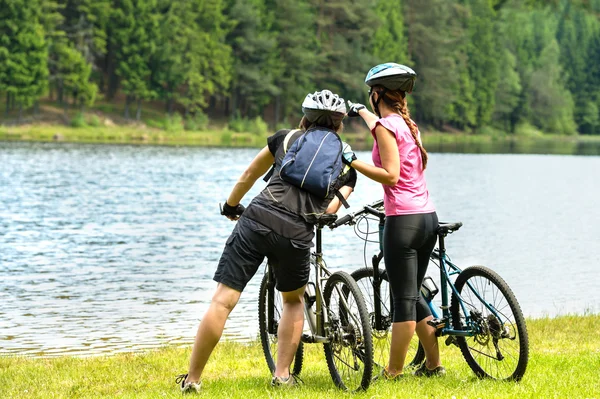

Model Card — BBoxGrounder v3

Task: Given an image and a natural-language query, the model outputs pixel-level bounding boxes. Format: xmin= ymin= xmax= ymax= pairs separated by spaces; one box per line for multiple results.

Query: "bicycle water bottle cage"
xmin=420 ymin=276 xmax=439 ymax=301
xmin=305 ymin=282 xmax=317 ymax=307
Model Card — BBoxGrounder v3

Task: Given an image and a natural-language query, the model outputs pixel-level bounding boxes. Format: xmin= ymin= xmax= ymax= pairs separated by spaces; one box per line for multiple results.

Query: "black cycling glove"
xmin=220 ymin=201 xmax=245 ymax=218
xmin=347 ymin=101 xmax=366 ymax=117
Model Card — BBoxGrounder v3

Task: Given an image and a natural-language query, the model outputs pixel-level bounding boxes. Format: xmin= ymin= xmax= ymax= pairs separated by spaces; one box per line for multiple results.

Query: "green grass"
xmin=4 ymin=123 xmax=600 ymax=155
xmin=1 ymin=315 xmax=599 ymax=398
xmin=0 ymin=124 xmax=268 ymax=148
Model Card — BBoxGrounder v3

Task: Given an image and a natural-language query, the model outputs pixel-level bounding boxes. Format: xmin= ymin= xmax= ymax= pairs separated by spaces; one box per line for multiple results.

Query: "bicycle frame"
xmin=429 ymin=233 xmax=507 ymax=338
xmin=265 ymin=223 xmax=345 ymax=344
xmin=366 ymin=211 xmax=506 ymax=339
xmin=305 ymin=225 xmax=332 ymax=341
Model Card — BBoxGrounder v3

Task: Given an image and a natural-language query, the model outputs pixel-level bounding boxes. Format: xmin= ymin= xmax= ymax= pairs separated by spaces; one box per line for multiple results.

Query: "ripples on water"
xmin=1 ymin=142 xmax=599 ymax=357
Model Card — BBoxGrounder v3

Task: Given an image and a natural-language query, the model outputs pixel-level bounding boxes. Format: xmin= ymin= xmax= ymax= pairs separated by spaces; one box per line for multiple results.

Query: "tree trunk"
xmin=58 ymin=81 xmax=64 ymax=105
xmin=18 ymin=103 xmax=23 ymax=123
xmin=167 ymin=98 xmax=174 ymax=115
xmin=34 ymin=101 xmax=39 ymax=116
xmin=106 ymin=40 xmax=119 ymax=100
xmin=5 ymin=92 xmax=9 ymax=116
xmin=224 ymin=96 xmax=229 ymax=118
xmin=136 ymin=98 xmax=142 ymax=121
xmin=274 ymin=95 xmax=281 ymax=126
xmin=125 ymin=95 xmax=131 ymax=119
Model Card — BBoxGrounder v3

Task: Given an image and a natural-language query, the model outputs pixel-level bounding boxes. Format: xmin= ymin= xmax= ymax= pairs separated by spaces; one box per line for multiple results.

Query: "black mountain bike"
xmin=258 ymin=214 xmax=374 ymax=391
xmin=334 ymin=199 xmax=529 ymax=381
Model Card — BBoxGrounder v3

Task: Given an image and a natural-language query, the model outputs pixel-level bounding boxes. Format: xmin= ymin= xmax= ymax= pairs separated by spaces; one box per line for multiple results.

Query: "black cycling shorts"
xmin=383 ymin=212 xmax=438 ymax=323
xmin=213 ymin=216 xmax=311 ymax=293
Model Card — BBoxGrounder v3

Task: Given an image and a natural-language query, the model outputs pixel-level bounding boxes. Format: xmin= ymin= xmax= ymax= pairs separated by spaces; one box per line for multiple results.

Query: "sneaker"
xmin=373 ymin=366 xmax=404 ymax=381
xmin=176 ymin=373 xmax=202 ymax=394
xmin=413 ymin=364 xmax=446 ymax=377
xmin=271 ymin=374 xmax=302 ymax=387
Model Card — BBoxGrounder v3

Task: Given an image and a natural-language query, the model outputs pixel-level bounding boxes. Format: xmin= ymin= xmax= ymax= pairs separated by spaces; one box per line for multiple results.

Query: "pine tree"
xmin=225 ymin=0 xmax=277 ymax=118
xmin=0 ymin=0 xmax=49 ymax=119
xmin=528 ymin=39 xmax=576 ymax=134
xmin=372 ymin=0 xmax=408 ymax=64
xmin=111 ymin=0 xmax=159 ymax=120
xmin=266 ymin=0 xmax=318 ymax=124
xmin=310 ymin=0 xmax=377 ymax=103
xmin=465 ymin=0 xmax=499 ymax=128
xmin=405 ymin=0 xmax=465 ymax=127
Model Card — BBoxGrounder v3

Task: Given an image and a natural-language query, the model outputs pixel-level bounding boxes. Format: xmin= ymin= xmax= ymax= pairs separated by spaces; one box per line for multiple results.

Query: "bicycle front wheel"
xmin=351 ymin=267 xmax=425 ymax=372
xmin=323 ymin=271 xmax=373 ymax=391
xmin=258 ymin=271 xmax=304 ymax=376
xmin=450 ymin=266 xmax=529 ymax=381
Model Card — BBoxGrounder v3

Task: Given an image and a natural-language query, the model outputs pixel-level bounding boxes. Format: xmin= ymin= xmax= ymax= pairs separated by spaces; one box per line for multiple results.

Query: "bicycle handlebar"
xmin=331 ymin=213 xmax=353 ymax=228
xmin=330 ymin=199 xmax=385 ymax=229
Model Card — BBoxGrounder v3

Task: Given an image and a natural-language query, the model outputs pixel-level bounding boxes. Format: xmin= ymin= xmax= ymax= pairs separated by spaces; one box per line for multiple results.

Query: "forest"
xmin=1 ymin=0 xmax=600 ymax=135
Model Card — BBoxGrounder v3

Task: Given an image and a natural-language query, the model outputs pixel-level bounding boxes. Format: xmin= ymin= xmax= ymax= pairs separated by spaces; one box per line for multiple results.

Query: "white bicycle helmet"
xmin=365 ymin=63 xmax=417 ymax=93
xmin=302 ymin=90 xmax=346 ymax=124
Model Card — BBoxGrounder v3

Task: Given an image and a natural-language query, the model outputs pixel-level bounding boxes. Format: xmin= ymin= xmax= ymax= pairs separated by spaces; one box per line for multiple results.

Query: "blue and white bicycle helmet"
xmin=365 ymin=63 xmax=417 ymax=93
xmin=302 ymin=90 xmax=346 ymax=124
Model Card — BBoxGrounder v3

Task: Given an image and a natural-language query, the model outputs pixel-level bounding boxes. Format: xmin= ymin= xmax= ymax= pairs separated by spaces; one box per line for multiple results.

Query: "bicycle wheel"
xmin=258 ymin=271 xmax=304 ymax=376
xmin=351 ymin=267 xmax=425 ymax=372
xmin=450 ymin=266 xmax=529 ymax=381
xmin=323 ymin=271 xmax=373 ymax=391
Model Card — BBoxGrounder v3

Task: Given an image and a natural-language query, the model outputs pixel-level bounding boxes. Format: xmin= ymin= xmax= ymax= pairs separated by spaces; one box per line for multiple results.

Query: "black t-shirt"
xmin=267 ymin=129 xmax=290 ymax=157
xmin=244 ymin=129 xmax=315 ymax=241
xmin=243 ymin=128 xmax=357 ymax=242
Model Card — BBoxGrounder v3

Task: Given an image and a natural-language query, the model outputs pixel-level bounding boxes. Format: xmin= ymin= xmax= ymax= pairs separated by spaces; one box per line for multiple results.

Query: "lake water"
xmin=1 ymin=142 xmax=599 ymax=357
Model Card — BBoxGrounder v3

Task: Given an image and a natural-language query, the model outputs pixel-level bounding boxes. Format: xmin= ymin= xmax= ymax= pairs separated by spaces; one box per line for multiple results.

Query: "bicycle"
xmin=333 ymin=199 xmax=529 ymax=381
xmin=257 ymin=213 xmax=374 ymax=391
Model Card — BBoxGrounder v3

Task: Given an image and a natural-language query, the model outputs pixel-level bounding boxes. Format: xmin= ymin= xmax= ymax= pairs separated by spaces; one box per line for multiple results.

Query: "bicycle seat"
xmin=436 ymin=222 xmax=463 ymax=236
xmin=315 ymin=213 xmax=338 ymax=228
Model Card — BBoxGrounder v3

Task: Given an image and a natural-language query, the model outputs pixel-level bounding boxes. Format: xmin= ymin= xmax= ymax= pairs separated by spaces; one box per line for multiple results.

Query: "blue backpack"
xmin=278 ymin=127 xmax=349 ymax=207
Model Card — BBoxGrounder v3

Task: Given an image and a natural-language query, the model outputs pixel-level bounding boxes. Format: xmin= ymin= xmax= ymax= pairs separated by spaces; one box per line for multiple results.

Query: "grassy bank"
xmin=3 ymin=123 xmax=600 ymax=155
xmin=1 ymin=315 xmax=599 ymax=398
xmin=0 ymin=124 xmax=269 ymax=148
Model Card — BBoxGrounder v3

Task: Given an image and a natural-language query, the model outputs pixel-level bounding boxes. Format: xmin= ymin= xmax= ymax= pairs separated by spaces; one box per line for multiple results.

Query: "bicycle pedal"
xmin=427 ymin=318 xmax=445 ymax=329
xmin=445 ymin=336 xmax=458 ymax=347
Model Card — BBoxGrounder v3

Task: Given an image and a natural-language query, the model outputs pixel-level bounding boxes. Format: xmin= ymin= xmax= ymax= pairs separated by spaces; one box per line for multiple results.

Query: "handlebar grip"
xmin=332 ymin=213 xmax=353 ymax=228
xmin=364 ymin=206 xmax=385 ymax=218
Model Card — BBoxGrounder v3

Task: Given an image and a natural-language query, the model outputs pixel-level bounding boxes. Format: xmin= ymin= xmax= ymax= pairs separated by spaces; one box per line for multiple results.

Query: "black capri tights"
xmin=383 ymin=212 xmax=438 ymax=323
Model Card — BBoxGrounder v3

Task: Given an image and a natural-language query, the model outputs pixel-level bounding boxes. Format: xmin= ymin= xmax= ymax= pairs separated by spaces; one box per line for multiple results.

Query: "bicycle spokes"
xmin=323 ymin=272 xmax=373 ymax=391
xmin=451 ymin=266 xmax=529 ymax=381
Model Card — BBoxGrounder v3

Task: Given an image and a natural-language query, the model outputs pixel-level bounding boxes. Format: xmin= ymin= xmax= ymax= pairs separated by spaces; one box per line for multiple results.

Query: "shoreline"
xmin=0 ymin=314 xmax=598 ymax=398
xmin=2 ymin=124 xmax=600 ymax=155
xmin=1 ymin=313 xmax=596 ymax=359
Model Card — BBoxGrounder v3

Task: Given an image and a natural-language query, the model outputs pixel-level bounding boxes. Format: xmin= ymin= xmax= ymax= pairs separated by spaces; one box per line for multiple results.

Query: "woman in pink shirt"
xmin=343 ymin=63 xmax=443 ymax=379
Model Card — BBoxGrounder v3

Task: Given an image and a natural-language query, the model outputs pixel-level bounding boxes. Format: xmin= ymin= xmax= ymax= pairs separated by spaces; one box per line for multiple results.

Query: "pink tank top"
xmin=371 ymin=114 xmax=435 ymax=216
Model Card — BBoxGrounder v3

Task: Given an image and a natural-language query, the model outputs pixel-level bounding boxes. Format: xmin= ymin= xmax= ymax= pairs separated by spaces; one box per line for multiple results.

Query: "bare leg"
xmin=274 ymin=285 xmax=306 ymax=378
xmin=186 ymin=283 xmax=241 ymax=383
xmin=387 ymin=320 xmax=417 ymax=375
xmin=415 ymin=315 xmax=441 ymax=369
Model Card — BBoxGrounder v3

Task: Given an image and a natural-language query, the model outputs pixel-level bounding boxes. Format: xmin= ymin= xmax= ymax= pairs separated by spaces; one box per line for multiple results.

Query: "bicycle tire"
xmin=258 ymin=271 xmax=304 ymax=376
xmin=351 ymin=267 xmax=425 ymax=371
xmin=323 ymin=271 xmax=373 ymax=391
xmin=450 ymin=265 xmax=529 ymax=381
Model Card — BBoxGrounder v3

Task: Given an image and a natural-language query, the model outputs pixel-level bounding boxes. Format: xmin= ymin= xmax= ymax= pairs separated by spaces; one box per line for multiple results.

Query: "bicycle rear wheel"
xmin=450 ymin=266 xmax=529 ymax=381
xmin=258 ymin=270 xmax=304 ymax=376
xmin=351 ymin=267 xmax=424 ymax=372
xmin=323 ymin=271 xmax=373 ymax=391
